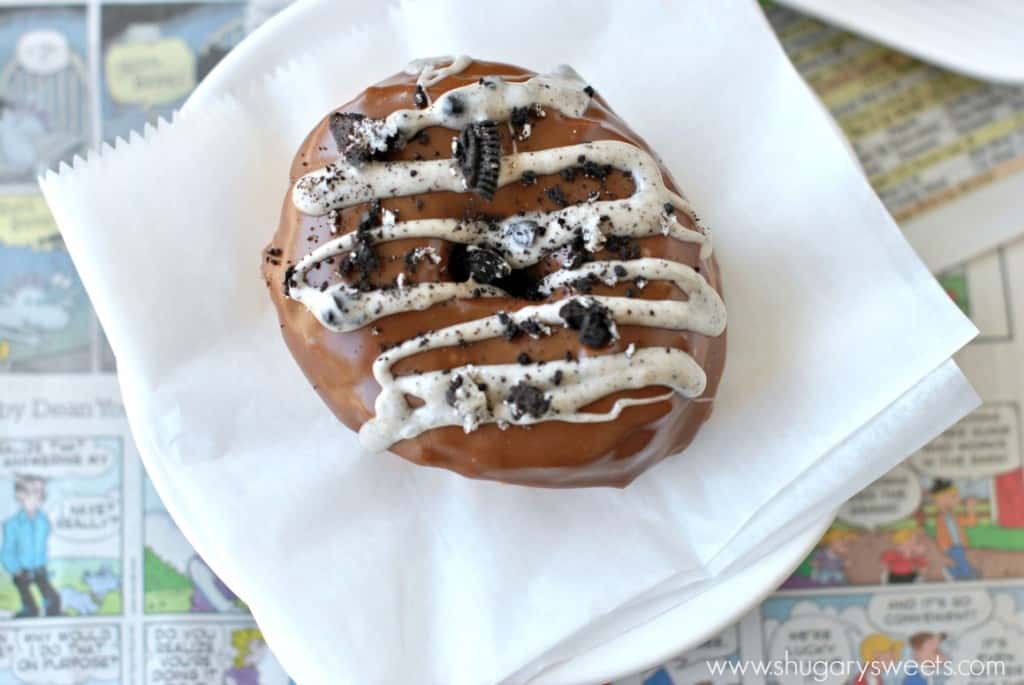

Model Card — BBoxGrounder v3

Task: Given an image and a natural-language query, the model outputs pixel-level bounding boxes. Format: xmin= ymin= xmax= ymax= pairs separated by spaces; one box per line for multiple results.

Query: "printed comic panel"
xmin=99 ymin=1 xmax=248 ymax=143
xmin=0 ymin=623 xmax=121 ymax=685
xmin=782 ymin=403 xmax=1024 ymax=590
xmin=0 ymin=4 xmax=91 ymax=183
xmin=0 ymin=436 xmax=123 ymax=620
xmin=613 ymin=624 xmax=745 ymax=685
xmin=937 ymin=250 xmax=1012 ymax=343
xmin=761 ymin=586 xmax=1024 ymax=685
xmin=0 ymin=192 xmax=93 ymax=373
xmin=144 ymin=621 xmax=294 ymax=685
xmin=143 ymin=473 xmax=247 ymax=615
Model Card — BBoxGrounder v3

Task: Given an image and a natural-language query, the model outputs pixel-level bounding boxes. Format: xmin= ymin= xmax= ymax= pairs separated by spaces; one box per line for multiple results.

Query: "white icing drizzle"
xmin=285 ymin=61 xmax=728 ymax=451
xmin=292 ymin=67 xmax=592 ymax=214
xmin=405 ymin=55 xmax=473 ymax=89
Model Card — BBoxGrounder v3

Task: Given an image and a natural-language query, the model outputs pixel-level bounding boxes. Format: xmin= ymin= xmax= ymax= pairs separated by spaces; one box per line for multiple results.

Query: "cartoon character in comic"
xmin=809 ymin=529 xmax=855 ymax=585
xmin=929 ymin=480 xmax=978 ymax=580
xmin=901 ymin=632 xmax=946 ymax=685
xmin=880 ymin=528 xmax=928 ymax=584
xmin=853 ymin=633 xmax=903 ymax=685
xmin=225 ymin=627 xmax=291 ymax=685
xmin=1 ymin=475 xmax=61 ymax=617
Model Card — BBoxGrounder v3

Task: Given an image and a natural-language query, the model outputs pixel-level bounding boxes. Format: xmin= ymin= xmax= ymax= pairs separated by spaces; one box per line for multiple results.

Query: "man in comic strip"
xmin=929 ymin=480 xmax=980 ymax=581
xmin=1 ymin=474 xmax=60 ymax=617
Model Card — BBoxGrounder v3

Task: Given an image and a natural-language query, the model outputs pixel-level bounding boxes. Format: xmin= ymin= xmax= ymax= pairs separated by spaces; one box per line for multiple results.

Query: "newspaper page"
xmin=616 ymin=242 xmax=1024 ymax=685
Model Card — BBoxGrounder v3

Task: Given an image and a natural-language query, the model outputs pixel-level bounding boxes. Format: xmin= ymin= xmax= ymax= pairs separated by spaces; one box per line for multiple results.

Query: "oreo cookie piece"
xmin=505 ymin=382 xmax=551 ymax=420
xmin=559 ymin=298 xmax=616 ymax=348
xmin=453 ymin=121 xmax=501 ymax=199
xmin=463 ymin=246 xmax=511 ymax=284
xmin=329 ymin=112 xmax=398 ymax=166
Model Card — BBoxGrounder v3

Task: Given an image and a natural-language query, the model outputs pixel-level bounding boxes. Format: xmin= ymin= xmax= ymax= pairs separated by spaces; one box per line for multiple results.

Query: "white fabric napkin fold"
xmin=41 ymin=1 xmax=979 ymax=683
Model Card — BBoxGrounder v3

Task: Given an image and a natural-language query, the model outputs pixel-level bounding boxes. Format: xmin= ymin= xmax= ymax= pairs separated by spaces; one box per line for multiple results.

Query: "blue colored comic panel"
xmin=0 ymin=5 xmax=90 ymax=184
xmin=143 ymin=473 xmax=248 ymax=615
xmin=100 ymin=1 xmax=247 ymax=143
xmin=0 ymin=623 xmax=121 ymax=685
xmin=0 ymin=436 xmax=123 ymax=620
xmin=0 ymin=197 xmax=93 ymax=373
xmin=145 ymin=621 xmax=295 ymax=685
xmin=762 ymin=585 xmax=1024 ymax=685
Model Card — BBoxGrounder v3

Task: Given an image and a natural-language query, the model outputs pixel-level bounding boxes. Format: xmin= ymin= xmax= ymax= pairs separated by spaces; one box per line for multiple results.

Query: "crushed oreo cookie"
xmin=357 ymin=199 xmax=382 ymax=233
xmin=453 ymin=120 xmax=501 ymax=199
xmin=583 ymin=85 xmax=596 ymax=97
xmin=444 ymin=375 xmax=465 ymax=406
xmin=505 ymin=382 xmax=551 ymax=420
xmin=444 ymin=372 xmax=492 ymax=432
xmin=570 ymin=273 xmax=600 ymax=294
xmin=339 ymin=233 xmax=379 ymax=289
xmin=517 ymin=352 xmax=532 ymax=365
xmin=456 ymin=246 xmax=510 ymax=284
xmin=413 ymin=85 xmax=428 ymax=109
xmin=510 ymin=106 xmax=529 ymax=129
xmin=328 ymin=112 xmax=398 ymax=166
xmin=498 ymin=312 xmax=520 ymax=340
xmin=582 ymin=160 xmax=611 ymax=181
xmin=520 ymin=170 xmax=537 ymax=186
xmin=282 ymin=265 xmax=297 ymax=297
xmin=443 ymin=93 xmax=465 ymax=116
xmin=559 ymin=298 xmax=616 ymax=348
xmin=605 ymin=235 xmax=641 ymax=260
xmin=519 ymin=318 xmax=547 ymax=339
xmin=545 ymin=185 xmax=569 ymax=207
xmin=557 ymin=233 xmax=593 ymax=269
xmin=506 ymin=220 xmax=538 ymax=248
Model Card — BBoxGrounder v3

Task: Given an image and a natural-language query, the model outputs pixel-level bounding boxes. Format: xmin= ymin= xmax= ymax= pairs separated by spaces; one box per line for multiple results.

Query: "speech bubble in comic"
xmin=837 ymin=464 xmax=922 ymax=529
xmin=867 ymin=589 xmax=993 ymax=636
xmin=948 ymin=619 xmax=1024 ymax=685
xmin=680 ymin=625 xmax=739 ymax=663
xmin=0 ymin=437 xmax=118 ymax=480
xmin=0 ymin=195 xmax=60 ymax=250
xmin=15 ymin=30 xmax=71 ymax=76
xmin=105 ymin=36 xmax=196 ymax=107
xmin=12 ymin=625 xmax=120 ymax=685
xmin=767 ymin=614 xmax=854 ymax=685
xmin=52 ymin=492 xmax=121 ymax=542
xmin=912 ymin=404 xmax=1022 ymax=479
xmin=145 ymin=624 xmax=232 ymax=685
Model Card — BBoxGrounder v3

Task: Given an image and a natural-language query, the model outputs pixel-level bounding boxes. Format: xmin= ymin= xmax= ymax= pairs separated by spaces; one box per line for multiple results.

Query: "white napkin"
xmin=40 ymin=1 xmax=980 ymax=683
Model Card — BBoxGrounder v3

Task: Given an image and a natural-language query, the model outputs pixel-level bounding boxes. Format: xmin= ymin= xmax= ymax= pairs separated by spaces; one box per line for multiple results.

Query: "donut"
xmin=262 ymin=57 xmax=727 ymax=488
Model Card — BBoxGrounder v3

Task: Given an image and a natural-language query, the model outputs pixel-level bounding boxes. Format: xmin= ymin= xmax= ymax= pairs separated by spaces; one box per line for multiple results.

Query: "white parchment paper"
xmin=41 ymin=1 xmax=980 ymax=683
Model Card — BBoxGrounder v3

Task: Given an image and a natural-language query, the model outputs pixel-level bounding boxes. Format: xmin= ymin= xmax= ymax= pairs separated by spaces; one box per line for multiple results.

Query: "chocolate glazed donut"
xmin=262 ymin=57 xmax=727 ymax=488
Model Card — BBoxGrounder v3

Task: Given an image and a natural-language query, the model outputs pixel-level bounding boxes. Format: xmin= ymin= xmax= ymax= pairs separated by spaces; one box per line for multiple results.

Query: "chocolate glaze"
xmin=263 ymin=59 xmax=726 ymax=488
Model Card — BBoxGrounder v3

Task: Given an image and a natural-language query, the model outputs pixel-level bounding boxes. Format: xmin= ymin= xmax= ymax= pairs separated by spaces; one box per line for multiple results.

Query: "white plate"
xmin=186 ymin=2 xmax=833 ymax=682
xmin=776 ymin=0 xmax=1024 ymax=84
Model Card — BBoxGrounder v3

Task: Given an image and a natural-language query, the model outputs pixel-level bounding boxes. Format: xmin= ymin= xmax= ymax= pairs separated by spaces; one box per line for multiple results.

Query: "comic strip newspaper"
xmin=0 ymin=2 xmax=294 ymax=683
xmin=2 ymin=1 xmax=1024 ymax=684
